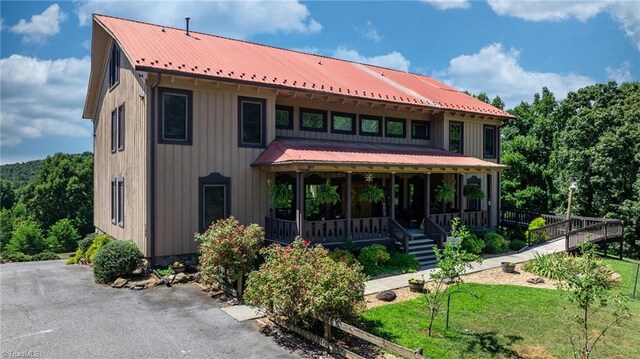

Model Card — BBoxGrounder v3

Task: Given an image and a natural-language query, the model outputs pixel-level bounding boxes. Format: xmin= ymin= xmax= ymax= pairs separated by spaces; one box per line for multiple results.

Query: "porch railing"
xmin=429 ymin=210 xmax=488 ymax=230
xmin=424 ymin=216 xmax=447 ymax=248
xmin=429 ymin=212 xmax=458 ymax=229
xmin=390 ymin=218 xmax=412 ymax=253
xmin=526 ymin=219 xmax=570 ymax=246
xmin=303 ymin=219 xmax=348 ymax=243
xmin=351 ymin=217 xmax=390 ymax=240
xmin=264 ymin=217 xmax=298 ymax=243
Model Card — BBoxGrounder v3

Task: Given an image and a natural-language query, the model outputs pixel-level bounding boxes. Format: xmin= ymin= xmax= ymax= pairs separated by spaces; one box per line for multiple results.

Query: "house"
xmin=83 ymin=14 xmax=514 ymax=265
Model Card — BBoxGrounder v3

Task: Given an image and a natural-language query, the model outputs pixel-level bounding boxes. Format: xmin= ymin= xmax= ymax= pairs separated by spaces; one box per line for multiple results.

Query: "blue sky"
xmin=1 ymin=1 xmax=638 ymax=164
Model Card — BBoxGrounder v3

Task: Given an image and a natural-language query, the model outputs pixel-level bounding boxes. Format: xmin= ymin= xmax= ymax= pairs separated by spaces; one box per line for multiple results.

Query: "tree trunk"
xmin=324 ymin=321 xmax=332 ymax=340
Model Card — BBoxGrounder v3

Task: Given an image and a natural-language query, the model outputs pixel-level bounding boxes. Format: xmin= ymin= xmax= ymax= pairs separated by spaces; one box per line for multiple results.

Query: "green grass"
xmin=359 ymin=256 xmax=640 ymax=359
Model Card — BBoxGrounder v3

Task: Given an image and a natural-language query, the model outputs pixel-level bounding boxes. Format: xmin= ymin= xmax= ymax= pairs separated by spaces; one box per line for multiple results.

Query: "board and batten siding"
xmin=93 ymin=47 xmax=148 ymax=255
xmin=152 ymin=77 xmax=274 ymax=257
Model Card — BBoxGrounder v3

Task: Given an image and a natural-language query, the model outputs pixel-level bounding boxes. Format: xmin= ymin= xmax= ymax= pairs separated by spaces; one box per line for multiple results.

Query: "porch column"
xmin=426 ymin=173 xmax=431 ymax=219
xmin=458 ymin=173 xmax=465 ymax=222
xmin=489 ymin=172 xmax=499 ymax=227
xmin=402 ymin=175 xmax=409 ymax=210
xmin=295 ymin=171 xmax=304 ymax=236
xmin=346 ymin=172 xmax=352 ymax=236
xmin=390 ymin=173 xmax=396 ymax=220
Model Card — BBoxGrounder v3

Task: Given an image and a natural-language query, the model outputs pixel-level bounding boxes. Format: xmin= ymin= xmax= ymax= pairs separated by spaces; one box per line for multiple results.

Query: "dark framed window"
xmin=449 ymin=121 xmax=464 ymax=154
xmin=199 ymin=172 xmax=231 ymax=231
xmin=275 ymin=105 xmax=293 ymax=130
xmin=158 ymin=87 xmax=192 ymax=145
xmin=300 ymin=108 xmax=327 ymax=132
xmin=331 ymin=112 xmax=356 ymax=134
xmin=108 ymin=43 xmax=120 ymax=89
xmin=117 ymin=104 xmax=125 ymax=151
xmin=117 ymin=177 xmax=124 ymax=228
xmin=110 ymin=109 xmax=117 ymax=153
xmin=411 ymin=120 xmax=430 ymax=140
xmin=385 ymin=118 xmax=406 ymax=138
xmin=359 ymin=115 xmax=382 ymax=136
xmin=483 ymin=125 xmax=497 ymax=158
xmin=238 ymin=96 xmax=266 ymax=147
xmin=110 ymin=177 xmax=117 ymax=224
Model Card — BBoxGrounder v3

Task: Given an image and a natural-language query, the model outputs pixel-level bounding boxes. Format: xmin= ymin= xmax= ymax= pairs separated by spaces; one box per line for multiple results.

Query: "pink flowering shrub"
xmin=195 ymin=216 xmax=264 ymax=287
xmin=245 ymin=237 xmax=366 ymax=327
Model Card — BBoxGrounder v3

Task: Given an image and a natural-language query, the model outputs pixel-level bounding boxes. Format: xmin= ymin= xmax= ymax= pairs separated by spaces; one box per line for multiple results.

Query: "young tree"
xmin=47 ymin=218 xmax=80 ymax=252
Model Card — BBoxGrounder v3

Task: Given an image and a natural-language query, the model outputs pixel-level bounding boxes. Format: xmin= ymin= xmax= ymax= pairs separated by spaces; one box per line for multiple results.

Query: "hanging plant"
xmin=435 ymin=183 xmax=455 ymax=204
xmin=315 ymin=182 xmax=341 ymax=205
xmin=463 ymin=185 xmax=485 ymax=200
xmin=269 ymin=183 xmax=293 ymax=208
xmin=358 ymin=184 xmax=385 ymax=204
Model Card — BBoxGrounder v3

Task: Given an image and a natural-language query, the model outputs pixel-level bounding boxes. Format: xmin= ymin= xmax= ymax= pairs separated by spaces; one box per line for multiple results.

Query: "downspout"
xmin=148 ymin=72 xmax=161 ymax=265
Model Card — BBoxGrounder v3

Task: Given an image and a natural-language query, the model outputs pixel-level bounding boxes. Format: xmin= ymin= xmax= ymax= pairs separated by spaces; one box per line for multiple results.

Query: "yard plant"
xmin=93 ymin=240 xmax=143 ymax=283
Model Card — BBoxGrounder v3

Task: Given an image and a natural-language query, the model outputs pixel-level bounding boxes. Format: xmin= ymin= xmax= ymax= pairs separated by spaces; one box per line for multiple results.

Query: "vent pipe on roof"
xmin=185 ymin=16 xmax=190 ymax=36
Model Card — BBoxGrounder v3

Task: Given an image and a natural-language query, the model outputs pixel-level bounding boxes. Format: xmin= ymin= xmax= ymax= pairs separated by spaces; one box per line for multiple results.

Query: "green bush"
xmin=93 ymin=240 xmax=144 ymax=283
xmin=329 ymin=248 xmax=357 ymax=265
xmin=0 ymin=209 xmax=14 ymax=251
xmin=504 ymin=227 xmax=527 ymax=243
xmin=508 ymin=239 xmax=527 ymax=251
xmin=461 ymin=233 xmax=485 ymax=254
xmin=47 ymin=219 xmax=80 ymax=252
xmin=245 ymin=238 xmax=365 ymax=327
xmin=526 ymin=217 xmax=548 ymax=244
xmin=523 ymin=252 xmax=573 ymax=280
xmin=0 ymin=251 xmax=32 ymax=262
xmin=388 ymin=252 xmax=420 ymax=272
xmin=32 ymin=251 xmax=59 ymax=261
xmin=6 ymin=220 xmax=46 ymax=255
xmin=358 ymin=244 xmax=391 ymax=269
xmin=484 ymin=232 xmax=508 ymax=254
xmin=66 ymin=248 xmax=83 ymax=265
xmin=84 ymin=234 xmax=111 ymax=264
xmin=79 ymin=233 xmax=97 ymax=253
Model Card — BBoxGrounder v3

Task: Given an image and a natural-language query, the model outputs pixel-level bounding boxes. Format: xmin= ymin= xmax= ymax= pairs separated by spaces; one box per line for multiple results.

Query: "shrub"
xmin=358 ymin=244 xmax=390 ymax=269
xmin=388 ymin=252 xmax=420 ymax=272
xmin=93 ymin=240 xmax=143 ymax=283
xmin=329 ymin=248 xmax=356 ymax=265
xmin=508 ymin=239 xmax=527 ymax=251
xmin=0 ymin=251 xmax=32 ymax=262
xmin=66 ymin=249 xmax=83 ymax=265
xmin=484 ymin=232 xmax=508 ymax=254
xmin=79 ymin=233 xmax=97 ymax=253
xmin=84 ymin=234 xmax=111 ymax=264
xmin=195 ymin=216 xmax=264 ymax=287
xmin=526 ymin=217 xmax=548 ymax=244
xmin=32 ymin=251 xmax=59 ymax=261
xmin=6 ymin=221 xmax=46 ymax=255
xmin=47 ymin=219 xmax=80 ymax=252
xmin=245 ymin=238 xmax=366 ymax=328
xmin=504 ymin=227 xmax=527 ymax=243
xmin=522 ymin=252 xmax=573 ymax=280
xmin=461 ymin=233 xmax=485 ymax=254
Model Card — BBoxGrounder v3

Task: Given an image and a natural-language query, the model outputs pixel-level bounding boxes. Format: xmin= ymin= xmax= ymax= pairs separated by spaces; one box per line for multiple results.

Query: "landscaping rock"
xmin=375 ymin=290 xmax=397 ymax=302
xmin=443 ymin=277 xmax=455 ymax=285
xmin=173 ymin=272 xmax=189 ymax=284
xmin=527 ymin=277 xmax=545 ymax=284
xmin=112 ymin=278 xmax=128 ymax=288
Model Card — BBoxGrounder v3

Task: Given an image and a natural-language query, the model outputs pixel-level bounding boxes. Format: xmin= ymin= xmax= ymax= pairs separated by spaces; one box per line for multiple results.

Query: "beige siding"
xmin=93 ymin=45 xmax=148 ymax=254
xmin=152 ymin=78 xmax=274 ymax=257
xmin=442 ymin=113 xmax=501 ymax=163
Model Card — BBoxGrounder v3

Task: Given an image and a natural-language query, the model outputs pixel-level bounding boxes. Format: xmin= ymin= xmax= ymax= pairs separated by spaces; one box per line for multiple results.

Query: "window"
xmin=117 ymin=177 xmax=125 ymax=227
xmin=385 ymin=118 xmax=406 ymax=138
xmin=331 ymin=112 xmax=356 ymax=134
xmin=411 ymin=120 xmax=430 ymax=140
xmin=199 ymin=173 xmax=231 ymax=231
xmin=110 ymin=109 xmax=117 ymax=153
xmin=238 ymin=97 xmax=266 ymax=147
xmin=300 ymin=108 xmax=327 ymax=132
xmin=108 ymin=43 xmax=120 ymax=88
xmin=360 ymin=115 xmax=382 ymax=136
xmin=483 ymin=125 xmax=497 ymax=158
xmin=158 ymin=87 xmax=192 ymax=144
xmin=275 ymin=105 xmax=293 ymax=130
xmin=449 ymin=121 xmax=463 ymax=154
xmin=110 ymin=178 xmax=117 ymax=224
xmin=466 ymin=176 xmax=481 ymax=211
xmin=117 ymin=104 xmax=125 ymax=151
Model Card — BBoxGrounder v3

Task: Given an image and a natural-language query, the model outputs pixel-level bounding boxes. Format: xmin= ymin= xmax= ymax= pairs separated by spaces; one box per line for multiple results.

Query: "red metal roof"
xmin=95 ymin=14 xmax=514 ymax=119
xmin=253 ymin=138 xmax=506 ymax=170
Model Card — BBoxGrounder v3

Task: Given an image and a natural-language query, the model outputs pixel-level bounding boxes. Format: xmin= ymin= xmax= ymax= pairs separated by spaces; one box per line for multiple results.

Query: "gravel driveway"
xmin=0 ymin=260 xmax=296 ymax=359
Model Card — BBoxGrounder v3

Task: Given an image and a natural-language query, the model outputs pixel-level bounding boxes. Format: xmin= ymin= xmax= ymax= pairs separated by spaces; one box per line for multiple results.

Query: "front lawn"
xmin=359 ymin=257 xmax=640 ymax=359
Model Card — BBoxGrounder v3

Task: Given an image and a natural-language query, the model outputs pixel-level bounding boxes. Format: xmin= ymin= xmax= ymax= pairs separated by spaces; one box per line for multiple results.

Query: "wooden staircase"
xmin=397 ymin=234 xmax=438 ymax=268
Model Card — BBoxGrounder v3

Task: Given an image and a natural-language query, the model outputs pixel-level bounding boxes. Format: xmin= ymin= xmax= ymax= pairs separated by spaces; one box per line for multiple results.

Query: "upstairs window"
xmin=300 ymin=108 xmax=327 ymax=132
xmin=360 ymin=115 xmax=382 ymax=136
xmin=331 ymin=112 xmax=356 ymax=134
xmin=117 ymin=177 xmax=125 ymax=228
xmin=110 ymin=109 xmax=117 ymax=153
xmin=275 ymin=105 xmax=293 ymax=130
xmin=449 ymin=121 xmax=463 ymax=154
xmin=483 ymin=125 xmax=497 ymax=158
xmin=385 ymin=118 xmax=406 ymax=138
xmin=238 ymin=97 xmax=266 ymax=147
xmin=411 ymin=120 xmax=430 ymax=140
xmin=159 ymin=87 xmax=192 ymax=145
xmin=108 ymin=43 xmax=120 ymax=88
xmin=117 ymin=104 xmax=125 ymax=151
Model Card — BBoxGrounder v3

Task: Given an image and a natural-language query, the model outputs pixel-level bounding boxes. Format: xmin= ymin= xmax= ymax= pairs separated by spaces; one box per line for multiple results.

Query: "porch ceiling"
xmin=252 ymin=138 xmax=506 ymax=174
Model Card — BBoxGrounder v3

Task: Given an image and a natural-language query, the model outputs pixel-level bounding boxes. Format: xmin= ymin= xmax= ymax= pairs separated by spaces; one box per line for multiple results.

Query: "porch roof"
xmin=252 ymin=138 xmax=506 ymax=174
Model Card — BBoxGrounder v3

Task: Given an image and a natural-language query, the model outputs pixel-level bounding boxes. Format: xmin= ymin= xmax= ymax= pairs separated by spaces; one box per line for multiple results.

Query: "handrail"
xmin=526 ymin=219 xmax=571 ymax=246
xmin=390 ymin=218 xmax=412 ymax=253
xmin=424 ymin=215 xmax=447 ymax=248
xmin=566 ymin=220 xmax=624 ymax=251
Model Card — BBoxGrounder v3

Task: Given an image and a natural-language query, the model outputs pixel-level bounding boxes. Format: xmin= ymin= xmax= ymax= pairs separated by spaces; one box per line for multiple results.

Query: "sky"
xmin=0 ymin=1 xmax=638 ymax=164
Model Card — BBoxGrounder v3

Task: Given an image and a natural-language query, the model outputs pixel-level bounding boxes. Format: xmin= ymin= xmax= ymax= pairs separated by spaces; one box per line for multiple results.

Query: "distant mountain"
xmin=0 ymin=159 xmax=43 ymax=189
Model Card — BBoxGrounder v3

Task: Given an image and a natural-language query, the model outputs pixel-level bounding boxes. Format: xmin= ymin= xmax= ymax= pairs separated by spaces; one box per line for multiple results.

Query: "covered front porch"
xmin=254 ymin=138 xmax=504 ymax=247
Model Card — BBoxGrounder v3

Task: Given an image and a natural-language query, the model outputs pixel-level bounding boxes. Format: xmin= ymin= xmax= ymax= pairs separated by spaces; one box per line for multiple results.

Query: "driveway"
xmin=0 ymin=260 xmax=297 ymax=359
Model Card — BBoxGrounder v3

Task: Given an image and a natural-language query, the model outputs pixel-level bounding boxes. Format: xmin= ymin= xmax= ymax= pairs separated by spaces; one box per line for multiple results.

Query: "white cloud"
xmin=0 ymin=55 xmax=92 ymax=147
xmin=10 ymin=4 xmax=67 ymax=44
xmin=422 ymin=0 xmax=470 ymax=10
xmin=438 ymin=43 xmax=595 ymax=108
xmin=356 ymin=21 xmax=382 ymax=42
xmin=76 ymin=0 xmax=322 ymax=39
xmin=332 ymin=46 xmax=411 ymax=72
xmin=608 ymin=1 xmax=640 ymax=50
xmin=606 ymin=61 xmax=634 ymax=83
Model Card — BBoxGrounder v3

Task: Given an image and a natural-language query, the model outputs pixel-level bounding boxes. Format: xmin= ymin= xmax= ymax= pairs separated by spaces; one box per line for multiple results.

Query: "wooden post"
xmin=346 ymin=172 xmax=352 ymax=237
xmin=402 ymin=175 xmax=409 ymax=210
xmin=426 ymin=173 xmax=431 ymax=219
xmin=390 ymin=173 xmax=396 ymax=220
xmin=458 ymin=174 xmax=464 ymax=223
xmin=295 ymin=171 xmax=304 ymax=237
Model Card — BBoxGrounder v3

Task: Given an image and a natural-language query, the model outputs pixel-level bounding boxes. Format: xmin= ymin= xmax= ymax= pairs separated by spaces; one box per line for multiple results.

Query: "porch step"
xmin=396 ymin=234 xmax=438 ymax=269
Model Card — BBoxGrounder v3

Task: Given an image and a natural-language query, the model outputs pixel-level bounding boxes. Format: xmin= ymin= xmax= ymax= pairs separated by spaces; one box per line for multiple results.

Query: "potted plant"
xmin=501 ymin=261 xmax=516 ymax=273
xmin=171 ymin=261 xmax=186 ymax=273
xmin=315 ymin=182 xmax=341 ymax=206
xmin=463 ymin=184 xmax=485 ymax=200
xmin=358 ymin=183 xmax=385 ymax=203
xmin=269 ymin=183 xmax=293 ymax=208
xmin=435 ymin=183 xmax=455 ymax=212
xmin=408 ymin=276 xmax=425 ymax=292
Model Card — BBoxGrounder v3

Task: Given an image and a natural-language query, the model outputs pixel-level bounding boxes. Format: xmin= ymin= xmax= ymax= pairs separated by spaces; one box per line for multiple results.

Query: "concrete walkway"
xmin=365 ymin=238 xmax=566 ymax=295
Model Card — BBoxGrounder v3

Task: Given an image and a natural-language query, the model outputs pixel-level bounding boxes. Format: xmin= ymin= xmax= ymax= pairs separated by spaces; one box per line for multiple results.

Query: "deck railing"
xmin=264 ymin=217 xmax=298 ymax=243
xmin=302 ymin=219 xmax=348 ymax=243
xmin=429 ymin=211 xmax=488 ymax=230
xmin=390 ymin=218 xmax=412 ymax=253
xmin=526 ymin=219 xmax=570 ymax=246
xmin=566 ymin=220 xmax=624 ymax=251
xmin=424 ymin=216 xmax=447 ymax=248
xmin=351 ymin=217 xmax=390 ymax=240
